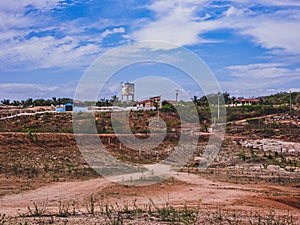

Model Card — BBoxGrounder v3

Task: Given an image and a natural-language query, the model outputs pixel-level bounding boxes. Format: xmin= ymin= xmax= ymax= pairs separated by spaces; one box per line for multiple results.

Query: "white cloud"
xmin=132 ymin=0 xmax=300 ymax=56
xmin=0 ymin=82 xmax=78 ymax=99
xmin=237 ymin=10 xmax=300 ymax=55
xmin=0 ymin=83 xmax=57 ymax=91
xmin=147 ymin=0 xmax=207 ymax=14
xmin=0 ymin=83 xmax=57 ymax=99
xmin=231 ymin=0 xmax=300 ymax=7
xmin=0 ymin=0 xmax=70 ymax=13
xmin=227 ymin=63 xmax=300 ymax=79
xmin=0 ymin=0 xmax=69 ymax=30
xmin=221 ymin=63 xmax=300 ymax=96
xmin=0 ymin=0 xmax=131 ymax=72
xmin=101 ymin=27 xmax=126 ymax=38
xmin=132 ymin=0 xmax=219 ymax=47
xmin=0 ymin=35 xmax=102 ymax=71
xmin=216 ymin=6 xmax=300 ymax=56
xmin=224 ymin=6 xmax=244 ymax=17
xmin=220 ymin=5 xmax=300 ymax=56
xmin=224 ymin=87 xmax=300 ymax=98
xmin=227 ymin=63 xmax=299 ymax=79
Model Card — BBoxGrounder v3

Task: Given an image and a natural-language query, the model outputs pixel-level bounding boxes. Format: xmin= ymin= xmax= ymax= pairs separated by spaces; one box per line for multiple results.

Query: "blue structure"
xmin=56 ymin=103 xmax=73 ymax=112
xmin=64 ymin=103 xmax=73 ymax=111
xmin=56 ymin=103 xmax=89 ymax=112
xmin=55 ymin=107 xmax=64 ymax=112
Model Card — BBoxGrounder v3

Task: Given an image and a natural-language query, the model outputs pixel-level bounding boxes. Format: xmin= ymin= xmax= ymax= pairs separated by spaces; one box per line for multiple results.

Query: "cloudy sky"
xmin=0 ymin=0 xmax=299 ymax=100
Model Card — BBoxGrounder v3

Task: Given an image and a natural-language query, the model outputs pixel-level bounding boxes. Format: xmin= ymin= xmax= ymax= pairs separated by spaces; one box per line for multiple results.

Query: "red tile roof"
xmin=236 ymin=98 xmax=259 ymax=103
xmin=137 ymin=99 xmax=151 ymax=104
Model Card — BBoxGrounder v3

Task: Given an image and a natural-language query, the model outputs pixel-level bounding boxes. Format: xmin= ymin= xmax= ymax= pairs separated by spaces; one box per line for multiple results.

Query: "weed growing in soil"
xmin=22 ymin=198 xmax=48 ymax=217
xmin=4 ymin=197 xmax=294 ymax=225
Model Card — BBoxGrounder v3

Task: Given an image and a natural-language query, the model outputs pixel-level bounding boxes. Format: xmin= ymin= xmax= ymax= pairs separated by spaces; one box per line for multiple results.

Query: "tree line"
xmin=0 ymin=95 xmax=120 ymax=107
xmin=1 ymin=92 xmax=299 ymax=107
xmin=192 ymin=91 xmax=300 ymax=106
xmin=0 ymin=97 xmax=73 ymax=107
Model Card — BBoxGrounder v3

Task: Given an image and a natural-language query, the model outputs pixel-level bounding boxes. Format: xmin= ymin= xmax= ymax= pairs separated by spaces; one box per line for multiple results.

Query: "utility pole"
xmin=175 ymin=89 xmax=179 ymax=104
xmin=290 ymin=90 xmax=292 ymax=114
xmin=217 ymin=94 xmax=220 ymax=119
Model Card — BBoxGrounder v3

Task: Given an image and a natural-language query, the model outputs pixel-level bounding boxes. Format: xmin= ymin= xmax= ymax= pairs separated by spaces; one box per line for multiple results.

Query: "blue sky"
xmin=0 ymin=0 xmax=300 ymax=100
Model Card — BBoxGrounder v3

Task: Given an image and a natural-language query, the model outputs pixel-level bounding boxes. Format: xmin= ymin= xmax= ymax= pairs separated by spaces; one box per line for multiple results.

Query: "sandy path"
xmin=0 ymin=178 xmax=110 ymax=215
xmin=0 ymin=173 xmax=299 ymax=217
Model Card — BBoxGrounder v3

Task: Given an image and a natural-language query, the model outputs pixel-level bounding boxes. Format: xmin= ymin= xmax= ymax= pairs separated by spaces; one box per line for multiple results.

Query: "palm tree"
xmin=52 ymin=97 xmax=57 ymax=106
xmin=1 ymin=99 xmax=10 ymax=105
xmin=192 ymin=96 xmax=198 ymax=104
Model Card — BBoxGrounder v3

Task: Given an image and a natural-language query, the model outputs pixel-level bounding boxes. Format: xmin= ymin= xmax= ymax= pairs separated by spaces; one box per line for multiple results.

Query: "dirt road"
xmin=0 ymin=173 xmax=299 ymax=218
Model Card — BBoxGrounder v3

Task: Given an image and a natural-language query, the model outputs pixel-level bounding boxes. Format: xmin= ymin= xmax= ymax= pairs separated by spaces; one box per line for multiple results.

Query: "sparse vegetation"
xmin=0 ymin=198 xmax=298 ymax=224
xmin=25 ymin=199 xmax=48 ymax=217
xmin=0 ymin=92 xmax=299 ymax=224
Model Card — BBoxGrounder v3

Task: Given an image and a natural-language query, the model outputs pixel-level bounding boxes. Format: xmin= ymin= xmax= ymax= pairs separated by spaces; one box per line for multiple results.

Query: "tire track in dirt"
xmin=1 ymin=173 xmax=299 ymax=217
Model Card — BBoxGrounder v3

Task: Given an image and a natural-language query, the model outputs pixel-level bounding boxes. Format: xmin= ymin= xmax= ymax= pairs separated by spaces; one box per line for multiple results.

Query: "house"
xmin=232 ymin=98 xmax=259 ymax=107
xmin=136 ymin=96 xmax=162 ymax=109
xmin=136 ymin=99 xmax=152 ymax=108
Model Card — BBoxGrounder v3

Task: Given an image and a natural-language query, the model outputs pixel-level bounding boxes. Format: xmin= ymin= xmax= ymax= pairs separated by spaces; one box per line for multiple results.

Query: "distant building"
xmin=65 ymin=103 xmax=73 ymax=111
xmin=121 ymin=82 xmax=135 ymax=102
xmin=56 ymin=103 xmax=73 ymax=112
xmin=137 ymin=96 xmax=162 ymax=109
xmin=136 ymin=99 xmax=152 ymax=108
xmin=88 ymin=106 xmax=128 ymax=112
xmin=232 ymin=98 xmax=259 ymax=107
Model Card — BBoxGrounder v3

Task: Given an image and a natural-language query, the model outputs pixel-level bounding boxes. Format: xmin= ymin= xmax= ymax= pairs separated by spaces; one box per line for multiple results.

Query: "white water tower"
xmin=121 ymin=82 xmax=135 ymax=102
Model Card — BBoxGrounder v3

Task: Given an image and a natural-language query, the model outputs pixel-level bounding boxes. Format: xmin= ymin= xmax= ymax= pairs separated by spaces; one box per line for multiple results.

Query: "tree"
xmin=1 ymin=99 xmax=10 ymax=105
xmin=296 ymin=94 xmax=300 ymax=106
xmin=223 ymin=92 xmax=231 ymax=105
xmin=33 ymin=98 xmax=46 ymax=106
xmin=52 ymin=97 xmax=57 ymax=106
xmin=110 ymin=95 xmax=118 ymax=103
xmin=198 ymin=95 xmax=209 ymax=107
xmin=96 ymin=98 xmax=112 ymax=107
xmin=192 ymin=96 xmax=198 ymax=104
xmin=24 ymin=98 xmax=33 ymax=107
xmin=12 ymin=100 xmax=21 ymax=106
xmin=161 ymin=101 xmax=176 ymax=112
xmin=57 ymin=98 xmax=73 ymax=105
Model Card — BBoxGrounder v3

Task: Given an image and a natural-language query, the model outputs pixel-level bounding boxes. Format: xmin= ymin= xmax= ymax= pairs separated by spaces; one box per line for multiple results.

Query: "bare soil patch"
xmin=0 ymin=110 xmax=299 ymax=224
